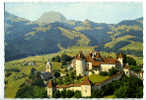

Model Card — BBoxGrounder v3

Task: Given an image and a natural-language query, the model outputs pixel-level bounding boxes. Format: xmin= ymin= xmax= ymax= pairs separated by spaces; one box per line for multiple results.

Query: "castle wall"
xmin=47 ymin=87 xmax=53 ymax=97
xmin=101 ymin=64 xmax=116 ymax=72
xmin=92 ymin=72 xmax=122 ymax=90
xmin=81 ymin=85 xmax=91 ymax=97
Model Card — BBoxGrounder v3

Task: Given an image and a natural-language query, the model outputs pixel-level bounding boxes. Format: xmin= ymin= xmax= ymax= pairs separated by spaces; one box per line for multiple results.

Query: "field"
xmin=89 ymin=74 xmax=109 ymax=83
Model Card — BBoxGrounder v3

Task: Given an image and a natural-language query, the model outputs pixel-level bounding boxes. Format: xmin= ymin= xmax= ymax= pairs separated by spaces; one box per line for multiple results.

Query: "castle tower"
xmin=81 ymin=76 xmax=91 ymax=97
xmin=118 ymin=53 xmax=123 ymax=68
xmin=75 ymin=51 xmax=86 ymax=76
xmin=46 ymin=60 xmax=52 ymax=73
xmin=47 ymin=80 xmax=53 ymax=98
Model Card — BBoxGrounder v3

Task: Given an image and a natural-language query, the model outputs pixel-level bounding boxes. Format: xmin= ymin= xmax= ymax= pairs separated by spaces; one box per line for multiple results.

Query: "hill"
xmin=5 ymin=11 xmax=143 ymax=61
xmin=35 ymin=11 xmax=67 ymax=25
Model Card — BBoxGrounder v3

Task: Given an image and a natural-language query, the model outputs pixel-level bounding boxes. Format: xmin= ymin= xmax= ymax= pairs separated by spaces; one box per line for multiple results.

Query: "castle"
xmin=46 ymin=51 xmax=125 ymax=98
xmin=71 ymin=51 xmax=123 ymax=76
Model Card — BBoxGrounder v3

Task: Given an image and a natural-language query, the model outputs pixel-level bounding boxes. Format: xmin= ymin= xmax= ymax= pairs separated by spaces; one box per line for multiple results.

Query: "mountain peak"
xmin=35 ymin=11 xmax=67 ymax=25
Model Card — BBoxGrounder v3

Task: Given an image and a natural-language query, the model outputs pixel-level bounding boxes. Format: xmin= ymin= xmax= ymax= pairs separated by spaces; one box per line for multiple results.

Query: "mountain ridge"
xmin=5 ymin=11 xmax=143 ymax=61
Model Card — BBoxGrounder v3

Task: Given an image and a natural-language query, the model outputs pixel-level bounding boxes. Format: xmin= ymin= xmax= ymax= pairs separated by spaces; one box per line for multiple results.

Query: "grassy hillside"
xmin=120 ymin=41 xmax=143 ymax=51
xmin=5 ymin=11 xmax=143 ymax=61
xmin=5 ymin=46 xmax=94 ymax=98
xmin=104 ymin=35 xmax=136 ymax=48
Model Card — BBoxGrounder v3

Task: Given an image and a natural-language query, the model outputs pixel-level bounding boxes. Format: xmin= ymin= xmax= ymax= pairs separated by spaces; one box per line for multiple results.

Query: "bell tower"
xmin=46 ymin=59 xmax=52 ymax=73
xmin=118 ymin=53 xmax=123 ymax=68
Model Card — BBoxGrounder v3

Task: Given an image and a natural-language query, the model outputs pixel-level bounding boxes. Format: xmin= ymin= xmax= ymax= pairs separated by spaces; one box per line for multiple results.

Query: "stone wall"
xmin=47 ymin=87 xmax=53 ymax=97
xmin=92 ymin=72 xmax=122 ymax=90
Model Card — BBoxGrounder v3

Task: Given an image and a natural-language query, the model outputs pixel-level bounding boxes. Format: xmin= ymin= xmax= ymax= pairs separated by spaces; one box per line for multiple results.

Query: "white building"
xmin=71 ymin=51 xmax=123 ymax=76
xmin=47 ymin=76 xmax=91 ymax=97
xmin=46 ymin=61 xmax=52 ymax=73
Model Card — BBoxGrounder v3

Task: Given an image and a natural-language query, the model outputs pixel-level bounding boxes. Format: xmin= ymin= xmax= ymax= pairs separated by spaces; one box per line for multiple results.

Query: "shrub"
xmin=100 ymin=71 xmax=108 ymax=76
xmin=52 ymin=55 xmax=61 ymax=62
xmin=108 ymin=68 xmax=119 ymax=76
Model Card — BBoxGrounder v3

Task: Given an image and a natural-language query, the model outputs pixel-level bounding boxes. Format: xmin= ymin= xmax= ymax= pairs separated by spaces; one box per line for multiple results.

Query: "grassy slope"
xmin=104 ymin=35 xmax=135 ymax=48
xmin=89 ymin=74 xmax=109 ymax=83
xmin=5 ymin=46 xmax=94 ymax=98
xmin=120 ymin=41 xmax=143 ymax=51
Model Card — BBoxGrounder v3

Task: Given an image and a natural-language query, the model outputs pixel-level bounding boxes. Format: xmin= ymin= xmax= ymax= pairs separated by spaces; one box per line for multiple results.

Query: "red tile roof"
xmin=48 ymin=80 xmax=53 ymax=88
xmin=119 ymin=53 xmax=123 ymax=58
xmin=56 ymin=76 xmax=90 ymax=88
xmin=56 ymin=83 xmax=81 ymax=88
xmin=75 ymin=51 xmax=85 ymax=60
xmin=81 ymin=76 xmax=90 ymax=85
xmin=103 ymin=58 xmax=118 ymax=64
xmin=86 ymin=53 xmax=118 ymax=67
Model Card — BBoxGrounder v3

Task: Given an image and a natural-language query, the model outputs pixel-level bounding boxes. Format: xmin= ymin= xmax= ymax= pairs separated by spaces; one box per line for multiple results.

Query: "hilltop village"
xmin=44 ymin=51 xmax=143 ymax=97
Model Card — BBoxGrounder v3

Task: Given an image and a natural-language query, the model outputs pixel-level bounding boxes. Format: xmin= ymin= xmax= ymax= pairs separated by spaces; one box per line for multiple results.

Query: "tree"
xmin=61 ymin=54 xmax=73 ymax=65
xmin=52 ymin=55 xmax=61 ymax=62
xmin=16 ymin=85 xmax=47 ymax=98
xmin=74 ymin=91 xmax=82 ymax=98
xmin=126 ymin=56 xmax=136 ymax=65
xmin=108 ymin=67 xmax=118 ymax=76
xmin=114 ymin=86 xmax=129 ymax=98
xmin=100 ymin=71 xmax=108 ymax=76
xmin=54 ymin=71 xmax=60 ymax=78
xmin=53 ymin=90 xmax=61 ymax=98
xmin=129 ymin=65 xmax=142 ymax=73
xmin=114 ymin=76 xmax=143 ymax=98
xmin=91 ymin=89 xmax=104 ymax=98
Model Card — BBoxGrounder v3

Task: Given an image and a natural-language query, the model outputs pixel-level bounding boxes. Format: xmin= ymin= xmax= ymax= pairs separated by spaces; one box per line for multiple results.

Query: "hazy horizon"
xmin=5 ymin=2 xmax=142 ymax=24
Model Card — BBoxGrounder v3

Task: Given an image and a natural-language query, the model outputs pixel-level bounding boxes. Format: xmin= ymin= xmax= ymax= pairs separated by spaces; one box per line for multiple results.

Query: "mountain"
xmin=5 ymin=11 xmax=143 ymax=61
xmin=35 ymin=11 xmax=67 ymax=25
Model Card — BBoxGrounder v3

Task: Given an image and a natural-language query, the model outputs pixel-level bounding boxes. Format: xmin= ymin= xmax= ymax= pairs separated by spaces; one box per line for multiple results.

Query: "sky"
xmin=5 ymin=2 xmax=143 ymax=24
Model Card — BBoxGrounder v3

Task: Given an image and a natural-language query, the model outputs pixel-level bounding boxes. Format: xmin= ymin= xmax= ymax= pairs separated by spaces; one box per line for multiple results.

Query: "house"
xmin=71 ymin=51 xmax=123 ymax=76
xmin=47 ymin=76 xmax=91 ymax=97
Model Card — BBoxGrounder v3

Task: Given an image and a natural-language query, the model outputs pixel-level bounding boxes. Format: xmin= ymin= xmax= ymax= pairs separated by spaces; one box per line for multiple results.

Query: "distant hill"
xmin=35 ymin=11 xmax=67 ymax=25
xmin=5 ymin=11 xmax=143 ymax=61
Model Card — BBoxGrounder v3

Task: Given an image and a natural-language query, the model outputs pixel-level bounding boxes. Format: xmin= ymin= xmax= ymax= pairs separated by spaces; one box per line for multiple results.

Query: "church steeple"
xmin=118 ymin=53 xmax=123 ymax=68
xmin=46 ymin=59 xmax=52 ymax=73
